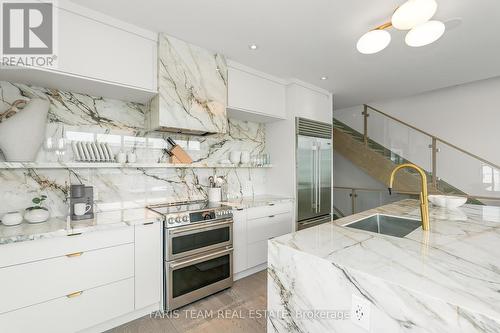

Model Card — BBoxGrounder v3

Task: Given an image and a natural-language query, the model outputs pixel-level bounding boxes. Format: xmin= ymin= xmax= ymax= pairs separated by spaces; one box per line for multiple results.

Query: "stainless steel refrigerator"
xmin=296 ymin=118 xmax=332 ymax=230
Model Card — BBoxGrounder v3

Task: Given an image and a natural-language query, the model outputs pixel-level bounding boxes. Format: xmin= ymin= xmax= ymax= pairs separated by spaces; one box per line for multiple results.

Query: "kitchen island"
xmin=268 ymin=199 xmax=500 ymax=332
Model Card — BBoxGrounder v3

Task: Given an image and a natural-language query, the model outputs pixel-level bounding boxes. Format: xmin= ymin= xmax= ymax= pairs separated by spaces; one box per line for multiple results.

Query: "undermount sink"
xmin=343 ymin=214 xmax=421 ymax=238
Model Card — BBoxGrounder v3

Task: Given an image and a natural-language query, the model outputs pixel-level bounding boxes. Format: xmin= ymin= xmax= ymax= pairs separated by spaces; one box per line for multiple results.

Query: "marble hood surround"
xmin=147 ymin=34 xmax=228 ymax=135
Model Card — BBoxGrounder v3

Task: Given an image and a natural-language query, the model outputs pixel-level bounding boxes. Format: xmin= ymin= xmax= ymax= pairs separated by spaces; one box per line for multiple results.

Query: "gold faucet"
xmin=388 ymin=163 xmax=430 ymax=231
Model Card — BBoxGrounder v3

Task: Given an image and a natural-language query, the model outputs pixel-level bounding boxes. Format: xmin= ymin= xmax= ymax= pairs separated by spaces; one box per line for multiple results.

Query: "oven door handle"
xmin=169 ymin=247 xmax=233 ymax=270
xmin=168 ymin=219 xmax=233 ymax=235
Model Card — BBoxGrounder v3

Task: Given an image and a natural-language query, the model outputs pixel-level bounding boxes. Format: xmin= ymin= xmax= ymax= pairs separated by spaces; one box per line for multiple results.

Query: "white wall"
xmin=334 ymin=76 xmax=500 ymax=199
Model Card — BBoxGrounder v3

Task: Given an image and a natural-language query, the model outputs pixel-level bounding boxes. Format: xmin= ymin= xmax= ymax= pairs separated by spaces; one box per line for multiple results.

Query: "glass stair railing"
xmin=333 ymin=104 xmax=500 ymax=209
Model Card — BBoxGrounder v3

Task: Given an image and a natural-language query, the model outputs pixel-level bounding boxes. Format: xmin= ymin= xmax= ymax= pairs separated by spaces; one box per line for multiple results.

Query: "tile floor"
xmin=107 ymin=270 xmax=267 ymax=333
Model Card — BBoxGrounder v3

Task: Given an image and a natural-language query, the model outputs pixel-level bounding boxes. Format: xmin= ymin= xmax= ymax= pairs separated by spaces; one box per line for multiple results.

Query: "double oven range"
xmin=148 ymin=200 xmax=234 ymax=311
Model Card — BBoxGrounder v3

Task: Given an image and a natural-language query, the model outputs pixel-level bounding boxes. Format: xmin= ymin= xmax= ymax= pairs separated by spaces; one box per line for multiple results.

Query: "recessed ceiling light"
xmin=356 ymin=29 xmax=391 ymax=54
xmin=392 ymin=0 xmax=438 ymax=30
xmin=321 ymin=76 xmax=328 ymax=80
xmin=248 ymin=44 xmax=258 ymax=50
xmin=405 ymin=20 xmax=445 ymax=47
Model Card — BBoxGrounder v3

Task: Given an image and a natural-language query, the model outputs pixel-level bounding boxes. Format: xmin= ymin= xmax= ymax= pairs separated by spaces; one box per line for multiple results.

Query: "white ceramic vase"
xmin=0 ymin=98 xmax=50 ymax=162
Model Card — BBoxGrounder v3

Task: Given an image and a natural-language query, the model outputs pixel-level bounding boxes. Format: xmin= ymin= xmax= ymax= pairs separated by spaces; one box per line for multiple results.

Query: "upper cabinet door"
xmin=227 ymin=65 xmax=286 ymax=121
xmin=152 ymin=34 xmax=228 ymax=134
xmin=287 ymin=83 xmax=332 ymax=124
xmin=57 ymin=8 xmax=157 ymax=91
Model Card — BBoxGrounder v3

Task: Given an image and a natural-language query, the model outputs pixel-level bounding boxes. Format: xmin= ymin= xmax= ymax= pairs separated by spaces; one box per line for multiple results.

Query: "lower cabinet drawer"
xmin=247 ymin=240 xmax=268 ymax=268
xmin=0 ymin=243 xmax=134 ymax=314
xmin=246 ymin=202 xmax=292 ymax=220
xmin=0 ymin=227 xmax=134 ymax=268
xmin=0 ymin=278 xmax=134 ymax=333
xmin=247 ymin=212 xmax=293 ymax=244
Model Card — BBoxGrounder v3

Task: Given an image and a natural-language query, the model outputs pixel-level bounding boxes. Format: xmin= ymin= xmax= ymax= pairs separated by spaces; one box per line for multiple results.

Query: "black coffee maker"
xmin=70 ymin=184 xmax=94 ymax=221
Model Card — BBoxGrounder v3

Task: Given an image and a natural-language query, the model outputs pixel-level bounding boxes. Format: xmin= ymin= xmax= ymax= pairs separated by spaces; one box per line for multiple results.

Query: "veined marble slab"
xmin=222 ymin=195 xmax=294 ymax=209
xmin=153 ymin=34 xmax=228 ymax=134
xmin=268 ymin=200 xmax=500 ymax=332
xmin=0 ymin=81 xmax=267 ymax=218
xmin=0 ymin=207 xmax=162 ymax=245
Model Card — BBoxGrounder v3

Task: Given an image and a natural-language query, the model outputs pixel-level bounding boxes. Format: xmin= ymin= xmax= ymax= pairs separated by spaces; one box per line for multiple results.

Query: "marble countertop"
xmin=271 ymin=199 xmax=500 ymax=321
xmin=221 ymin=195 xmax=294 ymax=209
xmin=0 ymin=207 xmax=162 ymax=245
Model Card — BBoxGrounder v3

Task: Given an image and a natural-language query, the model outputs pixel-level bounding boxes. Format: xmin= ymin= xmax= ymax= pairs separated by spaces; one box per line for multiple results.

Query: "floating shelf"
xmin=0 ymin=162 xmax=273 ymax=170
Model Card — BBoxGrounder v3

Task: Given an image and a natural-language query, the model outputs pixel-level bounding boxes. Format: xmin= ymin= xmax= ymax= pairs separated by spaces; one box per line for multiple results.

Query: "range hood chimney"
xmin=146 ymin=34 xmax=228 ymax=136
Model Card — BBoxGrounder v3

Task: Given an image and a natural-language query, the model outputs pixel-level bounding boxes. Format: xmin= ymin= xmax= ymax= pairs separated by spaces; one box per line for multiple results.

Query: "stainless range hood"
xmin=147 ymin=34 xmax=228 ymax=136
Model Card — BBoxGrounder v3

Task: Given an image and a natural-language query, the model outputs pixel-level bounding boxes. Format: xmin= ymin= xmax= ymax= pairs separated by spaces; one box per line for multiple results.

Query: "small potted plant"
xmin=24 ymin=194 xmax=50 ymax=223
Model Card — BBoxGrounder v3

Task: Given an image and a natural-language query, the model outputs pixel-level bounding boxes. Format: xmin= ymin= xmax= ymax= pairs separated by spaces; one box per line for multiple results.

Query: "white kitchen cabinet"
xmin=233 ymin=208 xmax=248 ymax=274
xmin=0 ymin=243 xmax=134 ymax=314
xmin=227 ymin=62 xmax=287 ymax=121
xmin=134 ymin=221 xmax=162 ymax=310
xmin=233 ymin=202 xmax=294 ymax=279
xmin=286 ymin=82 xmax=332 ymax=124
xmin=247 ymin=212 xmax=293 ymax=244
xmin=247 ymin=240 xmax=268 ymax=269
xmin=0 ymin=227 xmax=133 ymax=268
xmin=0 ymin=1 xmax=157 ymax=102
xmin=246 ymin=211 xmax=293 ymax=269
xmin=0 ymin=278 xmax=134 ymax=333
xmin=57 ymin=7 xmax=157 ymax=92
xmin=0 ymin=226 xmax=139 ymax=333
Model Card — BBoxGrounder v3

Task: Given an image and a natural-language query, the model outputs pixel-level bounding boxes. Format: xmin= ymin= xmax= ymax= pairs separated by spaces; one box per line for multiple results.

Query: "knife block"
xmin=170 ymin=145 xmax=192 ymax=164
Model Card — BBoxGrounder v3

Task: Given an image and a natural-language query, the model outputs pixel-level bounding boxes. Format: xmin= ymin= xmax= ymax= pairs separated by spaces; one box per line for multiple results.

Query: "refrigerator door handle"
xmin=311 ymin=145 xmax=316 ymax=211
xmin=314 ymin=145 xmax=318 ymax=214
xmin=314 ymin=147 xmax=318 ymax=213
xmin=318 ymin=145 xmax=321 ymax=213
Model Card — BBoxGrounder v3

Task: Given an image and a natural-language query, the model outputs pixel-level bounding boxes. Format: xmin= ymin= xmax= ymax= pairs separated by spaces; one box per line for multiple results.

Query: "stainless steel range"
xmin=148 ymin=200 xmax=233 ymax=311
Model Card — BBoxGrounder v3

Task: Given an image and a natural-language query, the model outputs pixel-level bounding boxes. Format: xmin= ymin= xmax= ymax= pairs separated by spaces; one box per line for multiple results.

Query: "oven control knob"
xmin=167 ymin=217 xmax=175 ymax=224
xmin=182 ymin=216 xmax=189 ymax=222
xmin=175 ymin=217 xmax=181 ymax=223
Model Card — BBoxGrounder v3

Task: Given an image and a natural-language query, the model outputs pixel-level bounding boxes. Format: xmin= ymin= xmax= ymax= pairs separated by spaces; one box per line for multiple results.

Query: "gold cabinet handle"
xmin=66 ymin=252 xmax=83 ymax=258
xmin=66 ymin=291 xmax=83 ymax=298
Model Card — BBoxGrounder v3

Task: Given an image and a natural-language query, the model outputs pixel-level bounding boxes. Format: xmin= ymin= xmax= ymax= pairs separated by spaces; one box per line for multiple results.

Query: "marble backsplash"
xmin=0 ymin=81 xmax=267 ymax=217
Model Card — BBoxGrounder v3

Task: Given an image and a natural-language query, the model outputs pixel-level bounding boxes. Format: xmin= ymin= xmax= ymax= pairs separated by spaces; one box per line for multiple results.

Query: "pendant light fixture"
xmin=357 ymin=0 xmax=446 ymax=54
xmin=356 ymin=28 xmax=392 ymax=55
xmin=392 ymin=0 xmax=438 ymax=30
xmin=405 ymin=20 xmax=445 ymax=47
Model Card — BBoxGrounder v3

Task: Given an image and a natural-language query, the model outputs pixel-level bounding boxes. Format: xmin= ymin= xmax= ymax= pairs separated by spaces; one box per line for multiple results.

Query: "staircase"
xmin=333 ymin=105 xmax=492 ymax=205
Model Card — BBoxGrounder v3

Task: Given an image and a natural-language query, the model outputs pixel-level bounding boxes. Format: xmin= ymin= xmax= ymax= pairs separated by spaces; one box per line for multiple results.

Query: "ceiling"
xmin=70 ymin=0 xmax=500 ymax=109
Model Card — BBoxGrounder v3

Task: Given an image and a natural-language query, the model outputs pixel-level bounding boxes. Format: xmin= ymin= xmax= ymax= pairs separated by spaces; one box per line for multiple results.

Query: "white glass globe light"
xmin=392 ymin=0 xmax=438 ymax=30
xmin=405 ymin=20 xmax=445 ymax=47
xmin=356 ymin=30 xmax=391 ymax=54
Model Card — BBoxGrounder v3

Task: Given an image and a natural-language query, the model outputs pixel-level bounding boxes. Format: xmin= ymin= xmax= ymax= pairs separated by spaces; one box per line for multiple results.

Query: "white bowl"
xmin=444 ymin=196 xmax=468 ymax=209
xmin=428 ymin=195 xmax=467 ymax=209
xmin=1 ymin=211 xmax=23 ymax=226
xmin=428 ymin=195 xmax=446 ymax=207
